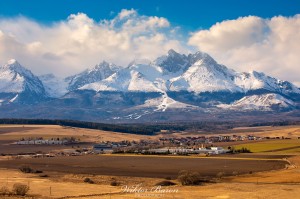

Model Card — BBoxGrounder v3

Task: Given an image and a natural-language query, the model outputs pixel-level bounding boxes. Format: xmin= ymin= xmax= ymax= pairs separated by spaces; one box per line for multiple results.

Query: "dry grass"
xmin=232 ymin=139 xmax=300 ymax=153
xmin=1 ymin=125 xmax=300 ymax=198
xmin=1 ymin=164 xmax=300 ymax=199
xmin=0 ymin=125 xmax=157 ymax=142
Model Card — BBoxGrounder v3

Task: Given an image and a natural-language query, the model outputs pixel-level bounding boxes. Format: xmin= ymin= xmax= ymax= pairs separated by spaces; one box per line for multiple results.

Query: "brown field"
xmin=0 ymin=154 xmax=288 ymax=179
xmin=220 ymin=125 xmax=300 ymax=138
xmin=0 ymin=154 xmax=298 ymax=199
xmin=1 ymin=125 xmax=300 ymax=198
xmin=0 ymin=125 xmax=157 ymax=155
xmin=0 ymin=125 xmax=155 ymax=142
xmin=179 ymin=125 xmax=300 ymax=138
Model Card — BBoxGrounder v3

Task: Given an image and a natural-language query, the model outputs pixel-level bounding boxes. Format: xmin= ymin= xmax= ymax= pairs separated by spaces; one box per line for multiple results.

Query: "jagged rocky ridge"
xmin=0 ymin=50 xmax=299 ymax=122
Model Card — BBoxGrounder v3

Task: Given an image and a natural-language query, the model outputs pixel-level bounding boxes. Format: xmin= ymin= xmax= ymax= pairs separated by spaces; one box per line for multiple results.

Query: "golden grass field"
xmin=0 ymin=155 xmax=299 ymax=199
xmin=0 ymin=125 xmax=300 ymax=198
xmin=233 ymin=139 xmax=300 ymax=153
xmin=0 ymin=124 xmax=157 ymax=142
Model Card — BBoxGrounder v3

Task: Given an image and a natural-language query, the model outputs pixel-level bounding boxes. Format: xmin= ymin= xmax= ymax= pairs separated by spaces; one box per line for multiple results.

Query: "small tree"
xmin=19 ymin=165 xmax=34 ymax=173
xmin=12 ymin=183 xmax=29 ymax=196
xmin=110 ymin=180 xmax=120 ymax=186
xmin=0 ymin=186 xmax=10 ymax=195
xmin=83 ymin=177 xmax=94 ymax=184
xmin=155 ymin=180 xmax=176 ymax=186
xmin=177 ymin=170 xmax=202 ymax=185
xmin=216 ymin=172 xmax=225 ymax=179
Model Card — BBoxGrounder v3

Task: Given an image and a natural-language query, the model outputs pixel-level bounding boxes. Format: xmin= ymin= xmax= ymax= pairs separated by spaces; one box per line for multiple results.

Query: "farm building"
xmin=93 ymin=144 xmax=113 ymax=153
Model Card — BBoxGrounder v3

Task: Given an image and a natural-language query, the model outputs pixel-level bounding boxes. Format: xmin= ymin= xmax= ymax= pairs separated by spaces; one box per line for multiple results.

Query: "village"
xmin=9 ymin=133 xmax=294 ymax=158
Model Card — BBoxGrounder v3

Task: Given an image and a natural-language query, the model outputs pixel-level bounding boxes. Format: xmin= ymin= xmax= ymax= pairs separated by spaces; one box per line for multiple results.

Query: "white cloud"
xmin=118 ymin=8 xmax=137 ymax=19
xmin=0 ymin=9 xmax=186 ymax=77
xmin=0 ymin=11 xmax=299 ymax=87
xmin=188 ymin=15 xmax=300 ymax=86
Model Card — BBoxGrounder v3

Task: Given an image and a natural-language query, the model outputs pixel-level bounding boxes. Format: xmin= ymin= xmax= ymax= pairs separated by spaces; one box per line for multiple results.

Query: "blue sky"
xmin=0 ymin=1 xmax=299 ymax=85
xmin=0 ymin=0 xmax=299 ymax=30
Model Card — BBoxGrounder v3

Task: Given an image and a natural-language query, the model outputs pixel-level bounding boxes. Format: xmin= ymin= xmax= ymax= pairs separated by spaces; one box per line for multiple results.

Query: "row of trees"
xmin=0 ymin=118 xmax=299 ymax=135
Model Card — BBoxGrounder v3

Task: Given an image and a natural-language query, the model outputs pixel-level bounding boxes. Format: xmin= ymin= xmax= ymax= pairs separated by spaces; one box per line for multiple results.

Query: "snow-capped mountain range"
xmin=0 ymin=50 xmax=299 ymax=122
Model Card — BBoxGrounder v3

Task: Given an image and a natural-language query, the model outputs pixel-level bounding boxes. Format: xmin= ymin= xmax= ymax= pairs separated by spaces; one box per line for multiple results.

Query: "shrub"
xmin=12 ymin=183 xmax=29 ymax=196
xmin=232 ymin=171 xmax=238 ymax=176
xmin=19 ymin=165 xmax=43 ymax=174
xmin=19 ymin=165 xmax=33 ymax=173
xmin=177 ymin=170 xmax=203 ymax=185
xmin=216 ymin=172 xmax=225 ymax=179
xmin=0 ymin=186 xmax=10 ymax=195
xmin=229 ymin=147 xmax=252 ymax=153
xmin=39 ymin=174 xmax=49 ymax=178
xmin=238 ymin=147 xmax=252 ymax=153
xmin=83 ymin=177 xmax=94 ymax=184
xmin=110 ymin=180 xmax=120 ymax=186
xmin=155 ymin=180 xmax=176 ymax=186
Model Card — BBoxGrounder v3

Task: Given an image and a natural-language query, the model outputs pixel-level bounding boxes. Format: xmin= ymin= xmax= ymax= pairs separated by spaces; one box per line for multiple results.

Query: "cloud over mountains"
xmin=188 ymin=15 xmax=300 ymax=86
xmin=0 ymin=10 xmax=299 ymax=86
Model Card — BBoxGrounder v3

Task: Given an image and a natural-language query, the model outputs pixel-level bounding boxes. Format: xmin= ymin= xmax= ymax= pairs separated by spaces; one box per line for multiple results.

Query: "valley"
xmin=0 ymin=124 xmax=300 ymax=198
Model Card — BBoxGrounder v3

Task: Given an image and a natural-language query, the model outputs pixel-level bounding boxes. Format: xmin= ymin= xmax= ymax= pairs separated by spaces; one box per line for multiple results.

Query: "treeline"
xmin=0 ymin=119 xmax=236 ymax=135
xmin=0 ymin=119 xmax=299 ymax=135
xmin=249 ymin=121 xmax=300 ymax=127
xmin=0 ymin=119 xmax=155 ymax=135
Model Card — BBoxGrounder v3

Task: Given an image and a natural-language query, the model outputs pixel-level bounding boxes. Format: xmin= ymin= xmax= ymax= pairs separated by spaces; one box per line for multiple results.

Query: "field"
xmin=233 ymin=139 xmax=300 ymax=153
xmin=0 ymin=125 xmax=156 ymax=154
xmin=0 ymin=155 xmax=298 ymax=199
xmin=200 ymin=125 xmax=300 ymax=138
xmin=0 ymin=154 xmax=288 ymax=178
xmin=0 ymin=124 xmax=300 ymax=198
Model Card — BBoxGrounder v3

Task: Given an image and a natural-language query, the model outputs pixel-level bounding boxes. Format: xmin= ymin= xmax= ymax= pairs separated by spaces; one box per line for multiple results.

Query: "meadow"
xmin=233 ymin=139 xmax=300 ymax=153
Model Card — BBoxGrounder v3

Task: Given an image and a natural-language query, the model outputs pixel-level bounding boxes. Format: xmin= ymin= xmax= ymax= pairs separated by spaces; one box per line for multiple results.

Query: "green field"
xmin=233 ymin=139 xmax=300 ymax=153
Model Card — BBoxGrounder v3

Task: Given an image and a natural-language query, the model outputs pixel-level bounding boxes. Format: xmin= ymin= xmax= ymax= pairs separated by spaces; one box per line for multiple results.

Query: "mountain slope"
xmin=80 ymin=68 xmax=161 ymax=92
xmin=234 ymin=71 xmax=300 ymax=94
xmin=0 ymin=50 xmax=299 ymax=122
xmin=0 ymin=59 xmax=46 ymax=104
xmin=78 ymin=50 xmax=300 ymax=96
xmin=39 ymin=74 xmax=69 ymax=98
xmin=218 ymin=93 xmax=295 ymax=111
xmin=66 ymin=61 xmax=121 ymax=91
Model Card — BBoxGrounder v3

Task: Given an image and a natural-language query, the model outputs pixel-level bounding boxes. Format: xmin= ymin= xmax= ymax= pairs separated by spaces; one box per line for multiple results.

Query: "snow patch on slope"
xmin=136 ymin=92 xmax=197 ymax=112
xmin=218 ymin=93 xmax=295 ymax=111
xmin=66 ymin=61 xmax=121 ymax=91
xmin=80 ymin=69 xmax=161 ymax=92
xmin=39 ymin=74 xmax=68 ymax=97
xmin=0 ymin=59 xmax=45 ymax=95
xmin=9 ymin=94 xmax=18 ymax=103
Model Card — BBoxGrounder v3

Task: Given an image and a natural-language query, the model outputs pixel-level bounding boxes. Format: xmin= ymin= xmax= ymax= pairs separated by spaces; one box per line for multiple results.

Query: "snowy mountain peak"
xmin=79 ymin=68 xmax=161 ymax=92
xmin=76 ymin=50 xmax=300 ymax=95
xmin=66 ymin=60 xmax=121 ymax=91
xmin=167 ymin=49 xmax=181 ymax=57
xmin=188 ymin=51 xmax=217 ymax=66
xmin=6 ymin=59 xmax=17 ymax=65
xmin=3 ymin=59 xmax=32 ymax=77
xmin=0 ymin=59 xmax=46 ymax=100
xmin=128 ymin=59 xmax=152 ymax=67
xmin=94 ymin=61 xmax=118 ymax=71
xmin=154 ymin=49 xmax=189 ymax=73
